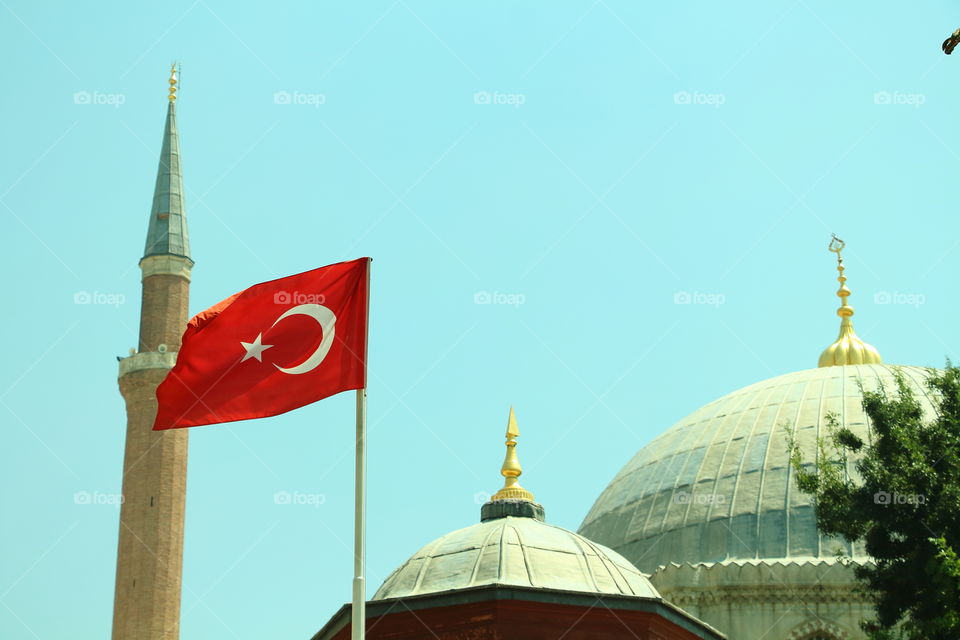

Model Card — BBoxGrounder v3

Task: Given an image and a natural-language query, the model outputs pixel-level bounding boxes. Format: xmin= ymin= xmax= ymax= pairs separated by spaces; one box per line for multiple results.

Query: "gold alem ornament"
xmin=490 ymin=407 xmax=535 ymax=502
xmin=817 ymin=234 xmax=883 ymax=367
xmin=168 ymin=62 xmax=178 ymax=102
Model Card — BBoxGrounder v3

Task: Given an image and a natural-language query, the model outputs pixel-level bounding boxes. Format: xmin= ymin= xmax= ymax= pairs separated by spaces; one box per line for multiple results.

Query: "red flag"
xmin=153 ymin=258 xmax=369 ymax=430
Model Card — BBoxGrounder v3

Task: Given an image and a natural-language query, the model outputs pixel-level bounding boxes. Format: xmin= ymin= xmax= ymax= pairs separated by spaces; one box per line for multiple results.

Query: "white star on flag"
xmin=240 ymin=333 xmax=274 ymax=362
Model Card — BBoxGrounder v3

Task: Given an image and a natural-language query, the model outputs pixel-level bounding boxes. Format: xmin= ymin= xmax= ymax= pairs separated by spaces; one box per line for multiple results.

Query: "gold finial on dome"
xmin=817 ymin=235 xmax=882 ymax=368
xmin=168 ymin=63 xmax=178 ymax=102
xmin=490 ymin=407 xmax=535 ymax=502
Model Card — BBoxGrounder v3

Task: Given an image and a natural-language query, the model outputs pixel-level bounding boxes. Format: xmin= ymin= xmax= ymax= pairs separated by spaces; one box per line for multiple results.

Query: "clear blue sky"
xmin=2 ymin=1 xmax=959 ymax=638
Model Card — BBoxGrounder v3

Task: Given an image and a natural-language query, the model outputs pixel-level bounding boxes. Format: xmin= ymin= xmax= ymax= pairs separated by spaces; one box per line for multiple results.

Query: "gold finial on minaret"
xmin=168 ymin=63 xmax=178 ymax=102
xmin=817 ymin=234 xmax=883 ymax=367
xmin=490 ymin=407 xmax=535 ymax=502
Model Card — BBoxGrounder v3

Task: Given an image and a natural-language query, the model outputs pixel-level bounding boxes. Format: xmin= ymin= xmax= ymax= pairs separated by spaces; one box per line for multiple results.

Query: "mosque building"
xmin=111 ymin=68 xmax=929 ymax=640
xmin=577 ymin=240 xmax=937 ymax=639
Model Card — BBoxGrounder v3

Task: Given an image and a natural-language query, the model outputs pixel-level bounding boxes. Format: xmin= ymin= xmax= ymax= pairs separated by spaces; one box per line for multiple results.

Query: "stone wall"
xmin=651 ymin=559 xmax=874 ymax=640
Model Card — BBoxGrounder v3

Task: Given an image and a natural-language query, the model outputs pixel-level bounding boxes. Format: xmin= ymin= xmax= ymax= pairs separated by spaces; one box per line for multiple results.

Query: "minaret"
xmin=112 ymin=64 xmax=192 ymax=640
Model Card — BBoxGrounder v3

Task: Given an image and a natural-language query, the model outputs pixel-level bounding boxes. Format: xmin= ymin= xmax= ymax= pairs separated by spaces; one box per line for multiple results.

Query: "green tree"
xmin=786 ymin=366 xmax=960 ymax=639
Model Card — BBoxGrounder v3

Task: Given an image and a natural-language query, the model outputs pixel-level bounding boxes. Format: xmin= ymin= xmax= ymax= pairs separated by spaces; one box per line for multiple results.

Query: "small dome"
xmin=579 ymin=364 xmax=939 ymax=572
xmin=373 ymin=510 xmax=659 ymax=600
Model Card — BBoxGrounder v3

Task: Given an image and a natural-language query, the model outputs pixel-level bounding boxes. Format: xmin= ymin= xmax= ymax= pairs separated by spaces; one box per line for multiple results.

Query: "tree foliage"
xmin=785 ymin=365 xmax=960 ymax=639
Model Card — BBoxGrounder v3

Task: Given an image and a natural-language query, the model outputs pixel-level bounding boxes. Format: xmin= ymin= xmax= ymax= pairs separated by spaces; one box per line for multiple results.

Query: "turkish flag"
xmin=153 ymin=258 xmax=369 ymax=430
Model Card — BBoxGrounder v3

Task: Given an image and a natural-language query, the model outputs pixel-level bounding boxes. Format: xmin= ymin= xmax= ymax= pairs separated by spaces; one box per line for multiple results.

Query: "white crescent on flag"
xmin=240 ymin=303 xmax=337 ymax=375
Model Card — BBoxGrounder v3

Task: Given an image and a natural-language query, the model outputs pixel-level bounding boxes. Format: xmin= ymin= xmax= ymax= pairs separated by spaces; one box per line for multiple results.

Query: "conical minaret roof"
xmin=143 ymin=64 xmax=191 ymax=262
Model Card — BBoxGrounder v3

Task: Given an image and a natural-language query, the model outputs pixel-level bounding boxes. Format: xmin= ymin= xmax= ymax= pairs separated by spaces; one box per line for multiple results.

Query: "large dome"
xmin=373 ymin=512 xmax=659 ymax=600
xmin=578 ymin=364 xmax=938 ymax=572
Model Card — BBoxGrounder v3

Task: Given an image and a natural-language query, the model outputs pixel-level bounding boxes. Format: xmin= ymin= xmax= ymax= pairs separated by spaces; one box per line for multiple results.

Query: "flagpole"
xmin=352 ymin=258 xmax=371 ymax=640
xmin=352 ymin=387 xmax=366 ymax=640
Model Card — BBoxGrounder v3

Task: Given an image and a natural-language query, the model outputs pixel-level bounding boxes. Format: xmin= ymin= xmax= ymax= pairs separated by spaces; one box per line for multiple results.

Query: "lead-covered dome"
xmin=376 ymin=407 xmax=660 ymax=601
xmin=578 ymin=364 xmax=938 ymax=572
xmin=373 ymin=509 xmax=659 ymax=600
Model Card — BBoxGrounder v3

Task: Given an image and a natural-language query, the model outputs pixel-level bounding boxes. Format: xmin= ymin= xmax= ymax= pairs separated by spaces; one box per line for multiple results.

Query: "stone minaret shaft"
xmin=113 ymin=65 xmax=192 ymax=640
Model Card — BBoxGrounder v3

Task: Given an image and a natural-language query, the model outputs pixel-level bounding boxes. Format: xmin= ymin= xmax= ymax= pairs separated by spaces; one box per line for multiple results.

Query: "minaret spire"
xmin=817 ymin=235 xmax=882 ymax=367
xmin=143 ymin=62 xmax=191 ymax=262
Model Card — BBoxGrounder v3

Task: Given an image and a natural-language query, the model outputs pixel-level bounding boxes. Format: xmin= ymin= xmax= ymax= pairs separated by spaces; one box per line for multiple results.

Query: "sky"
xmin=2 ymin=1 xmax=960 ymax=638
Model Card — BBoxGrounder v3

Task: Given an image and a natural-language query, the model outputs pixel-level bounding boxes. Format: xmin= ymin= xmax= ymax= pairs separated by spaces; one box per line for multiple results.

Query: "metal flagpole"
xmin=352 ymin=387 xmax=366 ymax=640
xmin=352 ymin=258 xmax=371 ymax=640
